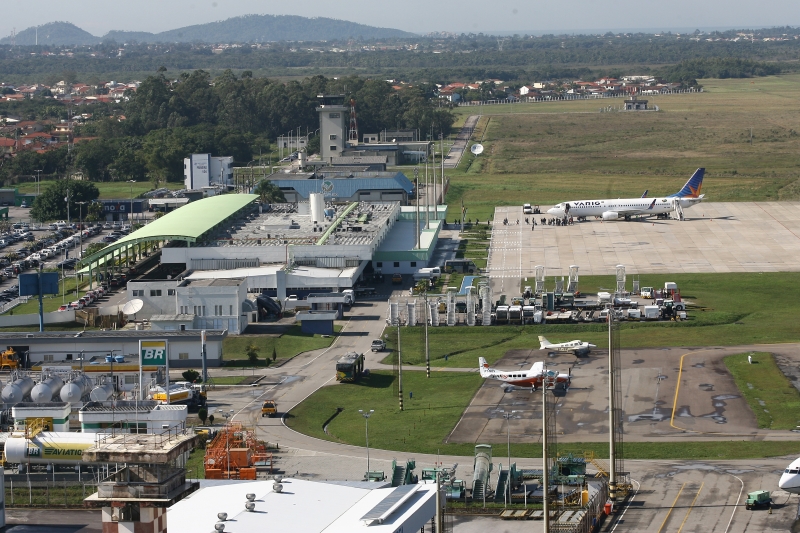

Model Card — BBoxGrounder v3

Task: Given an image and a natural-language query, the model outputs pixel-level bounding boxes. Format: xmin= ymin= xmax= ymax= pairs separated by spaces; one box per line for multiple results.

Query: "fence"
xmin=5 ymin=478 xmax=99 ymax=508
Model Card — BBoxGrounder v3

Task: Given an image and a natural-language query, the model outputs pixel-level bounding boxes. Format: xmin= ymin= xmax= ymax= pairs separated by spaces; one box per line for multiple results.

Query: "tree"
xmin=182 ymin=369 xmax=200 ymax=382
xmin=85 ymin=201 xmax=104 ymax=222
xmin=272 ymin=347 xmax=277 ymax=362
xmin=254 ymin=180 xmax=285 ymax=204
xmin=246 ymin=342 xmax=260 ymax=365
xmin=84 ymin=242 xmax=107 ymax=257
xmin=198 ymin=407 xmax=208 ymax=425
xmin=208 ymin=414 xmax=215 ymax=425
xmin=31 ymin=179 xmax=99 ymax=222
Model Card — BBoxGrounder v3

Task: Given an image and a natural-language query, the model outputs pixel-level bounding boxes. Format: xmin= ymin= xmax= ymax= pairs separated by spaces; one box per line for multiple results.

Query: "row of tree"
xmin=1 ymin=72 xmax=456 ymax=184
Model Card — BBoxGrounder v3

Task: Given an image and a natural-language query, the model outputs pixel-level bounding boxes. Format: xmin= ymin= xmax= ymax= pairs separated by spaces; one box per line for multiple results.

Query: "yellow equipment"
xmin=0 ymin=348 xmax=19 ymax=370
xmin=261 ymin=400 xmax=278 ymax=418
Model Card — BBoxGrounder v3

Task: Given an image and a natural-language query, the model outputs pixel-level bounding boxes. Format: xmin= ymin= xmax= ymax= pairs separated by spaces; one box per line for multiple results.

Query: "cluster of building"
xmin=437 ymin=75 xmax=686 ymax=102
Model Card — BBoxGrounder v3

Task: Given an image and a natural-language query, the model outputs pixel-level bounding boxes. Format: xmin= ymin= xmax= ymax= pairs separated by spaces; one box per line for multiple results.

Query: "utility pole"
xmin=542 ymin=371 xmax=550 ymax=533
xmin=414 ymin=167 xmax=420 ymax=249
xmin=424 ymin=290 xmax=430 ymax=378
xmin=397 ymin=317 xmax=403 ymax=411
xmin=608 ymin=311 xmax=617 ymax=502
xmin=440 ymin=133 xmax=445 ymax=209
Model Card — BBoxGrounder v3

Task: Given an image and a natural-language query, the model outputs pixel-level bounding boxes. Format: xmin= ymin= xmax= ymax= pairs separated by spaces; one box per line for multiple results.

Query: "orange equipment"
xmin=204 ymin=422 xmax=273 ymax=479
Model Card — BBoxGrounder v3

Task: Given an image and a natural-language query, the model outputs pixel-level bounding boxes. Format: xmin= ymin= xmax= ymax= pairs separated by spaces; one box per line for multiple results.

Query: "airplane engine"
xmin=602 ymin=211 xmax=620 ymax=220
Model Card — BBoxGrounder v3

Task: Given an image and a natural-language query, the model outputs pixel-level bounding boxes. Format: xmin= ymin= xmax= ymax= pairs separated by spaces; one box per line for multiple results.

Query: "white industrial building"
xmin=167 ymin=478 xmax=438 ymax=533
xmin=79 ymin=401 xmax=187 ymax=433
xmin=128 ymin=277 xmax=249 ymax=334
xmin=184 ymin=153 xmax=234 ymax=190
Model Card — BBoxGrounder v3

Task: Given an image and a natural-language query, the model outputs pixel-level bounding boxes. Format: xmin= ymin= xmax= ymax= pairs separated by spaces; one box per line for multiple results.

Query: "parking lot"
xmin=0 ymin=208 xmax=144 ymax=311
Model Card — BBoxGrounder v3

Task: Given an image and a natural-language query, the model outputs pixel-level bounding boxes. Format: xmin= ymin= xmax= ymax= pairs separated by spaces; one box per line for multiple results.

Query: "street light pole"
xmin=358 ymin=409 xmax=374 ymax=475
xmin=34 ymin=169 xmax=42 ymax=195
xmin=128 ymin=180 xmax=136 ymax=223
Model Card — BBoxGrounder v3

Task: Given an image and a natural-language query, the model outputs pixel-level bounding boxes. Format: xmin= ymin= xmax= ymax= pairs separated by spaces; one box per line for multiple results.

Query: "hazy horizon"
xmin=3 ymin=0 xmax=799 ymax=41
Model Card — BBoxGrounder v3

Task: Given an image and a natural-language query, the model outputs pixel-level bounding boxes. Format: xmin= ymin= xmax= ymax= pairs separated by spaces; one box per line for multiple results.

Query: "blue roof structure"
xmin=266 ymin=171 xmax=413 ymax=201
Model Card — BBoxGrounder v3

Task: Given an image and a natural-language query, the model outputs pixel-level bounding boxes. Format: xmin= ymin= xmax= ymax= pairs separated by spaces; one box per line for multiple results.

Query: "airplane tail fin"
xmin=641 ymin=189 xmax=648 ymax=198
xmin=531 ymin=361 xmax=544 ymax=374
xmin=646 ymin=199 xmax=656 ymax=210
xmin=538 ymin=336 xmax=550 ymax=349
xmin=478 ymin=357 xmax=490 ymax=376
xmin=668 ymin=168 xmax=705 ymax=198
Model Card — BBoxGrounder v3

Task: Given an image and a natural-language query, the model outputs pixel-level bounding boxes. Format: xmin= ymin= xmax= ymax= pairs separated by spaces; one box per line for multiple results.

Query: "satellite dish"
xmin=122 ymin=299 xmax=144 ymax=315
xmin=470 ymin=143 xmax=484 ymax=155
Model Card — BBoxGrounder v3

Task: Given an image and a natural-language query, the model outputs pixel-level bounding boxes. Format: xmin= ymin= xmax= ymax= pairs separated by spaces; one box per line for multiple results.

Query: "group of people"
xmin=542 ymin=216 xmax=574 ymax=226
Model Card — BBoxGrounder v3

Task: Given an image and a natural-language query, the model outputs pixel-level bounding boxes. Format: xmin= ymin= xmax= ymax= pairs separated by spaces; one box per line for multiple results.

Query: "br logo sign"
xmin=140 ymin=340 xmax=168 ymax=366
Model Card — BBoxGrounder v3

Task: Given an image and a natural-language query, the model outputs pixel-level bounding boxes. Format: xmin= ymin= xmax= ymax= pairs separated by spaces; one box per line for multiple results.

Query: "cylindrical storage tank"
xmin=310 ymin=193 xmax=325 ymax=224
xmin=4 ymin=432 xmax=101 ymax=465
xmin=60 ymin=375 xmax=93 ymax=404
xmin=30 ymin=376 xmax=64 ymax=403
xmin=2 ymin=376 xmax=35 ymax=405
xmin=90 ymin=382 xmax=115 ymax=402
xmin=324 ymin=208 xmax=335 ymax=219
xmin=114 ymin=355 xmax=124 ymax=364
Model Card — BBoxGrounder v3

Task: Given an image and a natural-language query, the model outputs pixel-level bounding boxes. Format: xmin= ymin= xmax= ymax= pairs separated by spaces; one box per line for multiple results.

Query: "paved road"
xmin=443 ymin=115 xmax=480 ymax=169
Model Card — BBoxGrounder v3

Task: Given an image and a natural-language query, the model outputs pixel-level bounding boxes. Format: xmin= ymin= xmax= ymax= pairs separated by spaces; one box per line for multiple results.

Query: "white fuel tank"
xmin=30 ymin=376 xmax=65 ymax=403
xmin=4 ymin=432 xmax=102 ymax=464
xmin=2 ymin=376 xmax=34 ymax=405
xmin=89 ymin=382 xmax=115 ymax=402
xmin=60 ymin=375 xmax=93 ymax=404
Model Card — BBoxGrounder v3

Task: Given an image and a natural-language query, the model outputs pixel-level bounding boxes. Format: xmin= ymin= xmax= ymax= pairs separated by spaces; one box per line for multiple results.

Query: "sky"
xmin=2 ymin=0 xmax=798 ymax=39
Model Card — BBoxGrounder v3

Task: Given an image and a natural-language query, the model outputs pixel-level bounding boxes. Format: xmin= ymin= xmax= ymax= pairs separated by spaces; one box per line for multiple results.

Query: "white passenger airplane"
xmin=479 ymin=357 xmax=571 ymax=390
xmin=539 ymin=336 xmax=596 ymax=356
xmin=779 ymin=457 xmax=800 ymax=493
xmin=547 ymin=168 xmax=705 ymax=221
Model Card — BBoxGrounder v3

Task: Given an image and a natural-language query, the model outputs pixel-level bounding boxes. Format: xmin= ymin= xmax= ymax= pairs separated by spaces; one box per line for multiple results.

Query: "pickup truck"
xmin=261 ymin=400 xmax=278 ymax=418
xmin=371 ymin=339 xmax=386 ymax=352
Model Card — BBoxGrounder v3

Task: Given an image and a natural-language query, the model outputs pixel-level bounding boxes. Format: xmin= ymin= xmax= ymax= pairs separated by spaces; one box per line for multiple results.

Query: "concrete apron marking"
xmin=724 ymin=474 xmax=744 ymax=533
xmin=657 ymin=482 xmax=687 ymax=533
xmin=676 ymin=482 xmax=704 ymax=533
xmin=669 ymin=344 xmax=794 ymax=436
xmin=610 ymin=478 xmax=640 ymax=533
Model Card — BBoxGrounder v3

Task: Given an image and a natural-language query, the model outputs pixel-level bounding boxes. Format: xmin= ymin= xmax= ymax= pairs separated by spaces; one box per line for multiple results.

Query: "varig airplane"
xmin=478 ymin=357 xmax=571 ymax=390
xmin=779 ymin=457 xmax=800 ymax=493
xmin=547 ymin=168 xmax=705 ymax=221
xmin=539 ymin=336 xmax=596 ymax=356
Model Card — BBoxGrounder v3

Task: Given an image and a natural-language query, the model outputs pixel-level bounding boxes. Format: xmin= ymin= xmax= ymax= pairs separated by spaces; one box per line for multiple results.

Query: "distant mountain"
xmin=2 ymin=21 xmax=98 ymax=46
xmin=1 ymin=15 xmax=416 ymax=46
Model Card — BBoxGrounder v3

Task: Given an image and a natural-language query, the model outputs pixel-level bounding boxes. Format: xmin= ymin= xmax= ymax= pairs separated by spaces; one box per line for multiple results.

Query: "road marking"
xmin=657 ymin=482 xmax=686 ymax=533
xmin=676 ymin=482 xmax=704 ymax=533
xmin=610 ymin=478 xmax=640 ymax=533
xmin=724 ymin=474 xmax=743 ymax=533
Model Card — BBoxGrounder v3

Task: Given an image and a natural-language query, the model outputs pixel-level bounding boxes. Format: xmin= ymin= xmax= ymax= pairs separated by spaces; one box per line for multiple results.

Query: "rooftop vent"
xmin=245 ymin=502 xmax=256 ymax=512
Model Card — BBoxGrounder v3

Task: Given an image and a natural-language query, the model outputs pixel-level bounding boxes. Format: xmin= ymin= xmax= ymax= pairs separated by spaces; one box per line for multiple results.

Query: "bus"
xmin=444 ymin=259 xmax=478 ymax=274
xmin=335 ymin=352 xmax=365 ymax=382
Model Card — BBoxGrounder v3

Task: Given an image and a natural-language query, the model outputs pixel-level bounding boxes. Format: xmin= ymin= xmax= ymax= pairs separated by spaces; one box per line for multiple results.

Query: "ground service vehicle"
xmin=336 ymin=352 xmax=365 ymax=382
xmin=444 ymin=259 xmax=477 ymax=274
xmin=392 ymin=273 xmax=403 ymax=284
xmin=745 ymin=490 xmax=771 ymax=510
xmin=641 ymin=287 xmax=654 ymax=298
xmin=261 ymin=400 xmax=278 ymax=417
xmin=371 ymin=339 xmax=385 ymax=352
xmin=0 ymin=348 xmax=19 ymax=370
xmin=523 ymin=203 xmax=533 ymax=214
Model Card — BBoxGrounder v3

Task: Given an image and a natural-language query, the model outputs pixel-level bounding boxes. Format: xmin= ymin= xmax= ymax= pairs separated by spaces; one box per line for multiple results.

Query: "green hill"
xmin=1 ymin=15 xmax=415 ymax=46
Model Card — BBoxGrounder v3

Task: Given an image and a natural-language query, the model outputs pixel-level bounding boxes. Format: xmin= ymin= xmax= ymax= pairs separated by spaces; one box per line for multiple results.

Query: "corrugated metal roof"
xmin=0 ymin=330 xmax=227 ymax=340
xmin=269 ymin=172 xmax=412 ymax=200
xmin=79 ymin=194 xmax=257 ymax=267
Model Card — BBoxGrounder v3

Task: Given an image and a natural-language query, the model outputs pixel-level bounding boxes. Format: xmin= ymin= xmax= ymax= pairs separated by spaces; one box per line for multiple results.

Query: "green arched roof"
xmin=79 ymin=194 xmax=258 ymax=270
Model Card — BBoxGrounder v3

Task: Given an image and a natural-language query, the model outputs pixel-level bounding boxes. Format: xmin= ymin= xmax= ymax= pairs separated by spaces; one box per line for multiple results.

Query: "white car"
xmin=523 ymin=203 xmax=533 ymax=214
xmin=70 ymin=300 xmax=84 ymax=310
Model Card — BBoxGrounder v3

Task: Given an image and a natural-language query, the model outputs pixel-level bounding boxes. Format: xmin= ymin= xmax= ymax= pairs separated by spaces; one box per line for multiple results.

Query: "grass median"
xmin=222 ymin=324 xmax=340 ymax=364
xmin=725 ymin=352 xmax=800 ymax=430
xmin=286 ymin=370 xmax=800 ymax=460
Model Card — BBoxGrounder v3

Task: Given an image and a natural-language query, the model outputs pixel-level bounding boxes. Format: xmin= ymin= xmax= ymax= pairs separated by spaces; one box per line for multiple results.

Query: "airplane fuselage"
xmin=548 ymin=196 xmax=701 ymax=218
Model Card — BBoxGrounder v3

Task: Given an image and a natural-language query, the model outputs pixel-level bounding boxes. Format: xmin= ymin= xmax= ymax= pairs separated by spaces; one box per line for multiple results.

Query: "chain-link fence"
xmin=5 ymin=478 xmax=99 ymax=508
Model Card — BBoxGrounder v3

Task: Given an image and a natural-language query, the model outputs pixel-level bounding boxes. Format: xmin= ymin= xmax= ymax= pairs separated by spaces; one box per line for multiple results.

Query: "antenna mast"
xmin=348 ymin=98 xmax=359 ymax=146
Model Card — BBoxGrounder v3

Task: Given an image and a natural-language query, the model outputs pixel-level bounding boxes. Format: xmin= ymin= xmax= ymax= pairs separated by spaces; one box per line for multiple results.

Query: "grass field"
xmin=725 ymin=352 xmax=800 ymax=430
xmin=2 ymin=275 xmax=92 ymax=316
xmin=15 ymin=180 xmax=183 ymax=200
xmin=222 ymin=325 xmax=339 ymax=362
xmin=381 ymin=272 xmax=800 ymax=368
xmin=287 ymin=370 xmax=800 ymax=459
xmin=445 ymin=75 xmax=800 ymax=221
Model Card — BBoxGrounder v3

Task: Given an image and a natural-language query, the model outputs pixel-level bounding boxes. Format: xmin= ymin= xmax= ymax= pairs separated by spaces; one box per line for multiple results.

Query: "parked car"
xmin=71 ymin=300 xmax=85 ymax=310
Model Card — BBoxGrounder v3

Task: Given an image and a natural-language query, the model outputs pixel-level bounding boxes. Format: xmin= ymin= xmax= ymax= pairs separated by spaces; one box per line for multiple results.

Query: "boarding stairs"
xmin=493 ymin=468 xmax=509 ymax=503
xmin=673 ymin=200 xmax=684 ymax=221
xmin=391 ymin=462 xmax=406 ymax=487
xmin=585 ymin=451 xmax=609 ymax=478
xmin=472 ymin=479 xmax=486 ymax=501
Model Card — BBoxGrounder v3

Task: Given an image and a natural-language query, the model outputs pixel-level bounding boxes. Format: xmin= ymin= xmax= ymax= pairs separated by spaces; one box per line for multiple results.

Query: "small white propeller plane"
xmin=539 ymin=336 xmax=596 ymax=356
xmin=478 ymin=357 xmax=571 ymax=390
